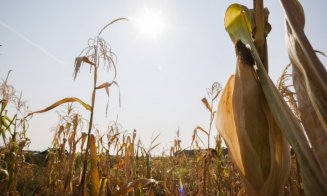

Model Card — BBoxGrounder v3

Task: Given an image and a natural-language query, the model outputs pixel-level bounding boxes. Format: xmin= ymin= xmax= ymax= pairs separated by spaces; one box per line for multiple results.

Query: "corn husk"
xmin=216 ymin=41 xmax=290 ymax=196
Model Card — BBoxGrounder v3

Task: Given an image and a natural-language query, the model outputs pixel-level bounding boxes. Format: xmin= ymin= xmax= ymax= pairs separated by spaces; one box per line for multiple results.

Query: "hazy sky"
xmin=1 ymin=1 xmax=326 ymax=152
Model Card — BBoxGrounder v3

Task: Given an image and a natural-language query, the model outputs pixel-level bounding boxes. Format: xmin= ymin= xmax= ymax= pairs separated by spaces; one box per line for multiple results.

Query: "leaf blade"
xmin=27 ymin=97 xmax=91 ymax=117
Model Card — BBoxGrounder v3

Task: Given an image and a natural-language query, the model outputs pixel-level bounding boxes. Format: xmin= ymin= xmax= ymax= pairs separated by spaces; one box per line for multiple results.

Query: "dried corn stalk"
xmin=90 ymin=134 xmax=100 ymax=195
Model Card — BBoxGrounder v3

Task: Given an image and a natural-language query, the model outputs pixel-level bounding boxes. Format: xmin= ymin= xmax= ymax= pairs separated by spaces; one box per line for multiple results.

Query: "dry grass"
xmin=0 ymin=72 xmax=304 ymax=195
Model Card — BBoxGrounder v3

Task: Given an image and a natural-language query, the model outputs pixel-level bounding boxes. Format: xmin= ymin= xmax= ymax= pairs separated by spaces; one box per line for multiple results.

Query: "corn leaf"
xmin=27 ymin=97 xmax=91 ymax=117
xmin=281 ymin=0 xmax=327 ymax=128
xmin=98 ymin=17 xmax=128 ymax=37
xmin=1 ymin=99 xmax=8 ymax=112
xmin=201 ymin=97 xmax=212 ymax=112
xmin=90 ymin=134 xmax=99 ymax=196
xmin=95 ymin=81 xmax=121 ymax=107
xmin=282 ymin=0 xmax=327 ymax=178
xmin=194 ymin=126 xmax=209 ymax=136
xmin=79 ymin=132 xmax=87 ymax=152
xmin=293 ymin=66 xmax=327 ymax=178
xmin=224 ymin=3 xmax=327 ymax=194
xmin=73 ymin=56 xmax=96 ymax=80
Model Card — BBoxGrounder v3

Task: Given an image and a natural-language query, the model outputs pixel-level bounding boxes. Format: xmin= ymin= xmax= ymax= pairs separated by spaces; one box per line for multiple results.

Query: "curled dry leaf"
xmin=73 ymin=56 xmax=96 ymax=80
xmin=95 ymin=81 xmax=121 ymax=107
xmin=201 ymin=97 xmax=212 ymax=112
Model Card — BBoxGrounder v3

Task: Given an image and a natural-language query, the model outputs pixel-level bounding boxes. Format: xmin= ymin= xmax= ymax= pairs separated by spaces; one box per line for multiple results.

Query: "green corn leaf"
xmin=27 ymin=97 xmax=91 ymax=117
xmin=0 ymin=116 xmax=9 ymax=142
xmin=0 ymin=99 xmax=8 ymax=113
xmin=3 ymin=114 xmax=16 ymax=134
xmin=224 ymin=3 xmax=327 ymax=194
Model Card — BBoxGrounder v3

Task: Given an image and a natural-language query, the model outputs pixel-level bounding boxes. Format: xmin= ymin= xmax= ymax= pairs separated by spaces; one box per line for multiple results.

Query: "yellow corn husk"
xmin=216 ymin=41 xmax=290 ymax=196
xmin=283 ymin=0 xmax=327 ymax=179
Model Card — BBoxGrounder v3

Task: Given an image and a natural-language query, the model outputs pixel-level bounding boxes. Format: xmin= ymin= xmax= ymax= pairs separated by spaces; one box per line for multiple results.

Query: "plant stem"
xmin=207 ymin=99 xmax=214 ymax=149
xmin=79 ymin=44 xmax=99 ymax=195
xmin=254 ymin=0 xmax=268 ymax=71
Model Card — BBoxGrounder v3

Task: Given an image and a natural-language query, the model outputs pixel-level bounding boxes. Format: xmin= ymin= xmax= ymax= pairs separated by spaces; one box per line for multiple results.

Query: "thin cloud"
xmin=0 ymin=20 xmax=68 ymax=66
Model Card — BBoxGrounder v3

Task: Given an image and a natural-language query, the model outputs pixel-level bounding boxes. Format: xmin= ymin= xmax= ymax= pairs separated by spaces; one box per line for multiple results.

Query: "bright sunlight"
xmin=136 ymin=9 xmax=165 ymax=39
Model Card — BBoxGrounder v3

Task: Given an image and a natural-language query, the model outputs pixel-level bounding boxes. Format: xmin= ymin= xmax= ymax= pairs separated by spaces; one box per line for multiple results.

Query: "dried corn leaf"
xmin=283 ymin=0 xmax=327 ymax=178
xmin=98 ymin=17 xmax=128 ymax=36
xmin=90 ymin=134 xmax=99 ymax=195
xmin=194 ymin=126 xmax=209 ymax=136
xmin=73 ymin=56 xmax=96 ymax=80
xmin=27 ymin=97 xmax=91 ymax=117
xmin=95 ymin=81 xmax=121 ymax=107
xmin=201 ymin=97 xmax=212 ymax=112
xmin=79 ymin=132 xmax=87 ymax=152
xmin=281 ymin=0 xmax=327 ymax=128
xmin=281 ymin=0 xmax=327 ymax=193
xmin=293 ymin=66 xmax=327 ymax=178
xmin=113 ymin=178 xmax=158 ymax=196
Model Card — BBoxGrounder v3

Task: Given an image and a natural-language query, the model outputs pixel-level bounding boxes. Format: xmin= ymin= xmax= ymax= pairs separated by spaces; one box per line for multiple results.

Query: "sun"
xmin=136 ymin=9 xmax=165 ymax=39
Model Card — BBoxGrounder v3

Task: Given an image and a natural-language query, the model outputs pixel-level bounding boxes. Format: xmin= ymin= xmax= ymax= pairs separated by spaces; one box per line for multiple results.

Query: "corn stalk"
xmin=26 ymin=18 xmax=127 ymax=195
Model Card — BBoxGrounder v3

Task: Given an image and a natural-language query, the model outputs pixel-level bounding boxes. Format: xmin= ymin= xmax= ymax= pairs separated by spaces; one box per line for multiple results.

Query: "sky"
xmin=0 ymin=1 xmax=326 ymax=153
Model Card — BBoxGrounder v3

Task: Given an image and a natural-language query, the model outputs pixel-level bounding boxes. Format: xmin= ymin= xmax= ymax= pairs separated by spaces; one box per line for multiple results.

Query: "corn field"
xmin=1 ymin=0 xmax=326 ymax=195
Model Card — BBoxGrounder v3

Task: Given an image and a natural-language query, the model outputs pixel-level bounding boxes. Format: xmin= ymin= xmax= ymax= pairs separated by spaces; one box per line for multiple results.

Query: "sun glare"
xmin=137 ymin=9 xmax=165 ymax=39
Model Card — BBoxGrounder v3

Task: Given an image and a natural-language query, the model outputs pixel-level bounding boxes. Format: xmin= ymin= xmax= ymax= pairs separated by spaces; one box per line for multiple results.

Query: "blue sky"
xmin=1 ymin=0 xmax=326 ymax=152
